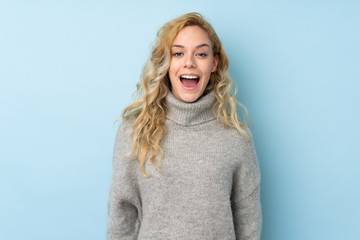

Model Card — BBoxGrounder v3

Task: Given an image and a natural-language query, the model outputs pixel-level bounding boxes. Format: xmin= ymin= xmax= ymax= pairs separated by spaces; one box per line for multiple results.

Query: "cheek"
xmin=203 ymin=61 xmax=215 ymax=76
xmin=168 ymin=61 xmax=178 ymax=83
xmin=168 ymin=60 xmax=176 ymax=76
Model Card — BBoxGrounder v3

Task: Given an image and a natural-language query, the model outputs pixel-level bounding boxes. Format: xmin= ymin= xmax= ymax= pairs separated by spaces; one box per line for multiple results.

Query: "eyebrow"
xmin=172 ymin=43 xmax=210 ymax=49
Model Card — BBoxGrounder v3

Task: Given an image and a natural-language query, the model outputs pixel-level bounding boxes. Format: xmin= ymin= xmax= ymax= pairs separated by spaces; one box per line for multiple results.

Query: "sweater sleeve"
xmin=107 ymin=122 xmax=142 ymax=240
xmin=231 ymin=129 xmax=262 ymax=240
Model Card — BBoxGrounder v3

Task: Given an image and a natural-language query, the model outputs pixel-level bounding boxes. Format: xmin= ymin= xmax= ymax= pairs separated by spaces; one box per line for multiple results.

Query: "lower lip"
xmin=180 ymin=78 xmax=200 ymax=90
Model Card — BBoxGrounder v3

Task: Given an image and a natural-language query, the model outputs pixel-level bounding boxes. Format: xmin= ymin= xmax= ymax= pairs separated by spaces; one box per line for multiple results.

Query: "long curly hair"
xmin=120 ymin=12 xmax=250 ymax=177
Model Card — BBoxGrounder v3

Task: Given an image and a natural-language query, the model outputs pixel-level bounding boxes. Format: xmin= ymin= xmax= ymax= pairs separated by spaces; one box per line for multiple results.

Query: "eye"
xmin=172 ymin=52 xmax=183 ymax=57
xmin=196 ymin=52 xmax=208 ymax=57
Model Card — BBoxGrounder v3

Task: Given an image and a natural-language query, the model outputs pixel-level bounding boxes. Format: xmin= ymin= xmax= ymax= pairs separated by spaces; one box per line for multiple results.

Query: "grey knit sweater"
xmin=107 ymin=91 xmax=262 ymax=240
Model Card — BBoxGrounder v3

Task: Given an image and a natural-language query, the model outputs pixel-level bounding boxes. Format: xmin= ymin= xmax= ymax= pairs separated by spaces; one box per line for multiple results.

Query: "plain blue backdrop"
xmin=1 ymin=0 xmax=359 ymax=239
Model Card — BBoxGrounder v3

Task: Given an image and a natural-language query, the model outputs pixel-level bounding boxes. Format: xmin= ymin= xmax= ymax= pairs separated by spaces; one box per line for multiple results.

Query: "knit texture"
xmin=107 ymin=91 xmax=262 ymax=240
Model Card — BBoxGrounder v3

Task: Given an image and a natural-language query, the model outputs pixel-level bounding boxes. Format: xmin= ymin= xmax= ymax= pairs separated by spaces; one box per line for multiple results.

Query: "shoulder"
xmin=213 ymin=121 xmax=254 ymax=146
xmin=114 ymin=117 xmax=136 ymax=140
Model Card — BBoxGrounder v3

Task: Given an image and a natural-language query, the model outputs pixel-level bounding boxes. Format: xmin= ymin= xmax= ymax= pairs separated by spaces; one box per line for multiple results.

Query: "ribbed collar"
xmin=165 ymin=91 xmax=216 ymax=126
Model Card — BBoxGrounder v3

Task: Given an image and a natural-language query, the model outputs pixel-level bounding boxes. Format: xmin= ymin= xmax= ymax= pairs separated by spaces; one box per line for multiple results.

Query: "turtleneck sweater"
xmin=107 ymin=91 xmax=262 ymax=240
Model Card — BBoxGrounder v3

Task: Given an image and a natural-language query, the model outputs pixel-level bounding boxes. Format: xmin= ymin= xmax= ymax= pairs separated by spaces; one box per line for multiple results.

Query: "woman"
xmin=107 ymin=12 xmax=262 ymax=240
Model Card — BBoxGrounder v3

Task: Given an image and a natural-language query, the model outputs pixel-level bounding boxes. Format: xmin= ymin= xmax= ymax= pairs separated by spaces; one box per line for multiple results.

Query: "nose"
xmin=184 ymin=54 xmax=196 ymax=68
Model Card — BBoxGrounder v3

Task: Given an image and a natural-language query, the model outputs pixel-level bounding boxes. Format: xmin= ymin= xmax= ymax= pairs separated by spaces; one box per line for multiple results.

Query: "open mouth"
xmin=180 ymin=75 xmax=200 ymax=88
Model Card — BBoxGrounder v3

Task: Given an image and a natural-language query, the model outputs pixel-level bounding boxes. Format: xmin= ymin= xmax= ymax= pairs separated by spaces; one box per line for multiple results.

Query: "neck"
xmin=165 ymin=91 xmax=216 ymax=126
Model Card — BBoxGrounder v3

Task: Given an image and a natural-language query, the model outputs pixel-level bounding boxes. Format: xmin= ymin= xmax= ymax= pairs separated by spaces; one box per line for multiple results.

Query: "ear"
xmin=211 ymin=55 xmax=219 ymax=72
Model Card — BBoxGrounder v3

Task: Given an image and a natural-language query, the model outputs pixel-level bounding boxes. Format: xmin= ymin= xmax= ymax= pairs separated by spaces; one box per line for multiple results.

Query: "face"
xmin=168 ymin=25 xmax=218 ymax=103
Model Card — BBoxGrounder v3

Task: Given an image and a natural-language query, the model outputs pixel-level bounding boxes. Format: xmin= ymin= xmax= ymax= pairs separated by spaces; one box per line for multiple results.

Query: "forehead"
xmin=172 ymin=25 xmax=212 ymax=47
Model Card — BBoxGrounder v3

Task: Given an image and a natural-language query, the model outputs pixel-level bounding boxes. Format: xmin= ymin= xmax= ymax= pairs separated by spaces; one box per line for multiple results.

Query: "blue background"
xmin=1 ymin=0 xmax=359 ymax=239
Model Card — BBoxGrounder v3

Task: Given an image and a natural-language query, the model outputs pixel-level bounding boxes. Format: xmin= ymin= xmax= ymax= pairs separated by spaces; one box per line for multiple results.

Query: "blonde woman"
xmin=107 ymin=12 xmax=262 ymax=240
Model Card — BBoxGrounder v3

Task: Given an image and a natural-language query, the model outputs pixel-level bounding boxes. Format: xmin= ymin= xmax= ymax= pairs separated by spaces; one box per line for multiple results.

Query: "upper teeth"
xmin=181 ymin=75 xmax=199 ymax=79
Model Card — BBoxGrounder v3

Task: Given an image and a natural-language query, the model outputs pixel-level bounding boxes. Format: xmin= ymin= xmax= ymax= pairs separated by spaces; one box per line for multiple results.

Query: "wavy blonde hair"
xmin=120 ymin=12 xmax=250 ymax=177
